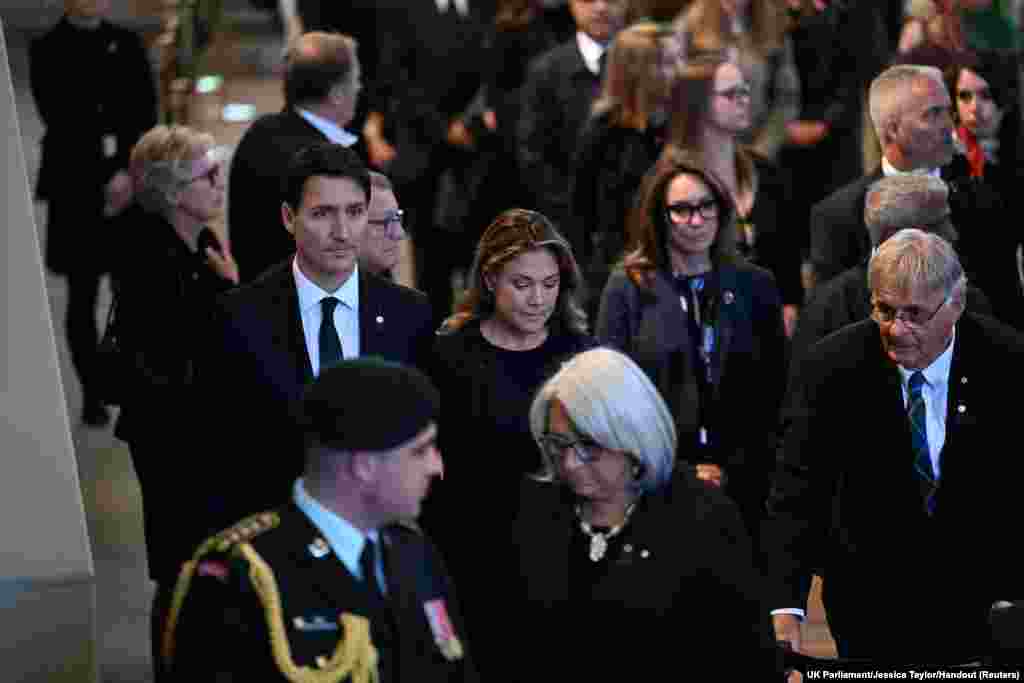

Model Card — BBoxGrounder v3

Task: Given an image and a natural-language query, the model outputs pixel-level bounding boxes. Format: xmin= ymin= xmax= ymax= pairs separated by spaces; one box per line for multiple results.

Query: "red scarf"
xmin=958 ymin=125 xmax=985 ymax=178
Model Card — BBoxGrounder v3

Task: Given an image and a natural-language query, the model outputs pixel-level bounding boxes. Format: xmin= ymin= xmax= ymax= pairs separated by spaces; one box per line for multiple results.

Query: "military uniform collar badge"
xmin=423 ymin=599 xmax=464 ymax=661
xmin=308 ymin=537 xmax=331 ymax=559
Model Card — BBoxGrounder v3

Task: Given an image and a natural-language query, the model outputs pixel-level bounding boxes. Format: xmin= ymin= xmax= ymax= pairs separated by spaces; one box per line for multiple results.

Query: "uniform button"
xmin=293 ymin=616 xmax=305 ymax=629
xmin=316 ymin=655 xmax=328 ymax=668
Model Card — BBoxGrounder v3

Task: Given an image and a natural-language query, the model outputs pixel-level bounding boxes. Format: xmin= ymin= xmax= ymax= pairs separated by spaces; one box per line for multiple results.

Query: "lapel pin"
xmin=961 ymin=376 xmax=968 ymax=384
xmin=723 ymin=291 xmax=735 ymax=305
xmin=957 ymin=404 xmax=966 ymax=414
xmin=316 ymin=656 xmax=328 ymax=669
xmin=376 ymin=315 xmax=384 ymax=324
xmin=623 ymin=544 xmax=633 ymax=553
xmin=308 ymin=537 xmax=330 ymax=559
xmin=640 ymin=549 xmax=651 ymax=559
xmin=108 ymin=42 xmax=117 ymax=53
xmin=293 ymin=616 xmax=306 ymax=629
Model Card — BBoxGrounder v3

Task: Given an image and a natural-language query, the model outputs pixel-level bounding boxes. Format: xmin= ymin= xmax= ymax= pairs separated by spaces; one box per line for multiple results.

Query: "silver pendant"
xmin=588 ymin=534 xmax=608 ymax=562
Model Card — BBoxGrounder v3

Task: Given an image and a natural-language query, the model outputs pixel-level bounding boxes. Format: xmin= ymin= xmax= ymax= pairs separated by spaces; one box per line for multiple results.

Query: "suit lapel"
xmin=266 ymin=264 xmax=313 ymax=386
xmin=938 ymin=317 xmax=975 ymax=480
xmin=358 ymin=270 xmax=384 ymax=358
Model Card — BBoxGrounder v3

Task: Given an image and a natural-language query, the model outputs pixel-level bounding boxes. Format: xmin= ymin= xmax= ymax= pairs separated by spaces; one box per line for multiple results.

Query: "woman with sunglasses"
xmin=515 ymin=346 xmax=777 ymax=680
xmin=422 ymin=208 xmax=594 ymax=679
xmin=596 ymin=153 xmax=786 ymax=538
xmin=110 ymin=124 xmax=237 ymax=680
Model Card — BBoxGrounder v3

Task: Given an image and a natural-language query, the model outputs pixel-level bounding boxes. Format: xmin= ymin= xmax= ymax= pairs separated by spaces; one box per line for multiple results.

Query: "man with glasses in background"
xmin=359 ymin=171 xmax=408 ymax=282
xmin=764 ymin=228 xmax=1024 ymax=666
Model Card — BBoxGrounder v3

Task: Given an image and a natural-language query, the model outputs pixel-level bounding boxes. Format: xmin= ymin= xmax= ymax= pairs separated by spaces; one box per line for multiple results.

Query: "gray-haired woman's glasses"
xmin=538 ymin=432 xmax=600 ymax=466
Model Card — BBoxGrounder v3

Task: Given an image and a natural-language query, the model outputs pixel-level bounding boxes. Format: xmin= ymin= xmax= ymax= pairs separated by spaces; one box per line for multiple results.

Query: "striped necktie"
xmin=907 ymin=371 xmax=937 ymax=515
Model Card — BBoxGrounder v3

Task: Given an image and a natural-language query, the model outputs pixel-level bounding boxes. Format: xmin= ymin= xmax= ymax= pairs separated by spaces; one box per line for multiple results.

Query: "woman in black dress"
xmin=515 ymin=346 xmax=777 ymax=681
xmin=111 ymin=124 xmax=238 ymax=680
xmin=423 ymin=208 xmax=593 ymax=679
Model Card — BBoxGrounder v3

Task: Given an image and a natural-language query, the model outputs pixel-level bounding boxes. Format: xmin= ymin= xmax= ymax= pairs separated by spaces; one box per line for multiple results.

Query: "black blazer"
xmin=807 ymin=167 xmax=883 ymax=286
xmin=514 ymin=475 xmax=779 ymax=680
xmin=764 ymin=313 xmax=1024 ymax=661
xmin=597 ymin=263 xmax=787 ymax=474
xmin=227 ymin=109 xmax=366 ymax=283
xmin=200 ymin=261 xmax=434 ymax=520
xmin=517 ymin=38 xmax=601 ymax=226
xmin=29 ymin=16 xmax=157 ymax=273
xmin=169 ymin=503 xmax=478 ymax=683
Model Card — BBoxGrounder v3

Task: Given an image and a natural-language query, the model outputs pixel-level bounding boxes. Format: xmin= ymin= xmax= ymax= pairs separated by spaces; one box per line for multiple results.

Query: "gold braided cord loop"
xmin=238 ymin=543 xmax=380 ymax=683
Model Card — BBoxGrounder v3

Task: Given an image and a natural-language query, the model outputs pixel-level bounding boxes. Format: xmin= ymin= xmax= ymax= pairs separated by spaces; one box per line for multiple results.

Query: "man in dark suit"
xmin=517 ymin=0 xmax=625 ymax=257
xmin=228 ymin=32 xmax=366 ymax=283
xmin=203 ymin=143 xmax=433 ymax=526
xmin=165 ymin=358 xmax=478 ymax=682
xmin=792 ymin=173 xmax=992 ymax=366
xmin=807 ymin=64 xmax=954 ymax=287
xmin=29 ymin=0 xmax=157 ymax=426
xmin=766 ymin=229 xmax=1024 ymax=664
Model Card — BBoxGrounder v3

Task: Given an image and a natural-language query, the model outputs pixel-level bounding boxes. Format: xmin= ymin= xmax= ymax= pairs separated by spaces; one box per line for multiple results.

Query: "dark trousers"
xmin=66 ymin=270 xmax=104 ymax=407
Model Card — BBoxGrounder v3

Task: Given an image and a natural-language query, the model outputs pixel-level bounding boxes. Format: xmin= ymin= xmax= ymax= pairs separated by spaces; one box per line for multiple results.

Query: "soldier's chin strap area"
xmin=238 ymin=543 xmax=380 ymax=683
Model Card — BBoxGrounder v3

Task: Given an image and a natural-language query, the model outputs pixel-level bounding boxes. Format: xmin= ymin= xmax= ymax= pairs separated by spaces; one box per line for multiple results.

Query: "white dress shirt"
xmin=897 ymin=327 xmax=956 ymax=478
xmin=293 ymin=259 xmax=361 ymax=376
xmin=296 ymin=108 xmax=359 ymax=147
xmin=576 ymin=31 xmax=606 ymax=76
xmin=293 ymin=478 xmax=386 ymax=594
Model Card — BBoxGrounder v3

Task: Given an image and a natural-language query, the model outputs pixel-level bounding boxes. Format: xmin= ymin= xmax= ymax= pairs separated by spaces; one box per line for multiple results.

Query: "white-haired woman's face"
xmin=175 ymin=149 xmax=225 ymax=223
xmin=544 ymin=399 xmax=633 ymax=503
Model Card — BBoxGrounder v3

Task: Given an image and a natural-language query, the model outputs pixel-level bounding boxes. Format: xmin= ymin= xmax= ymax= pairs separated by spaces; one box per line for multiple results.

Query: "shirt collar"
xmin=293 ymin=478 xmax=379 ymax=575
xmin=293 ymin=258 xmax=360 ymax=314
xmin=881 ymin=156 xmax=941 ymax=179
xmin=576 ymin=31 xmax=606 ymax=75
xmin=296 ymin=108 xmax=359 ymax=147
xmin=897 ymin=325 xmax=956 ymax=390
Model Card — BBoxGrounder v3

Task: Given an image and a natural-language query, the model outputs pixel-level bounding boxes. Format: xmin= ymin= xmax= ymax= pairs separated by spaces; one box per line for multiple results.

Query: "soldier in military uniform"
xmin=162 ymin=358 xmax=477 ymax=682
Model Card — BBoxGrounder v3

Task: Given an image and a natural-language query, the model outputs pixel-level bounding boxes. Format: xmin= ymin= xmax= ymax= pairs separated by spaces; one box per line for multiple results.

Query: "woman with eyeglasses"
xmin=596 ymin=153 xmax=786 ymax=537
xmin=943 ymin=51 xmax=1024 ymax=330
xmin=515 ymin=346 xmax=778 ymax=681
xmin=110 ymin=124 xmax=237 ymax=680
xmin=666 ymin=51 xmax=802 ymax=335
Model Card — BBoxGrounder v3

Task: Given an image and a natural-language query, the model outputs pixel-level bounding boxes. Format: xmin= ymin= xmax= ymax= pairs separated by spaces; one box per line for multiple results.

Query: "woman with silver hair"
xmin=422 ymin=208 xmax=594 ymax=679
xmin=515 ymin=346 xmax=777 ymax=680
xmin=109 ymin=124 xmax=237 ymax=681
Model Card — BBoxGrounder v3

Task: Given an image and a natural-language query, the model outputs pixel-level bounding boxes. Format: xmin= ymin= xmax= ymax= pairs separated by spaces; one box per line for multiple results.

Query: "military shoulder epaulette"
xmin=201 ymin=510 xmax=281 ymax=555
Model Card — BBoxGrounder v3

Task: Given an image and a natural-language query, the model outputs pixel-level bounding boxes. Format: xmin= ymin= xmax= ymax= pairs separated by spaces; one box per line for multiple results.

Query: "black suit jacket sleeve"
xmin=808 ymin=173 xmax=877 ymax=285
xmin=517 ymin=50 xmax=570 ymax=218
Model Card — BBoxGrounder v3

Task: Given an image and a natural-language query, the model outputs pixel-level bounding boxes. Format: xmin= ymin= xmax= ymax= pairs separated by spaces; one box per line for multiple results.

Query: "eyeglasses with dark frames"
xmin=665 ymin=198 xmax=719 ymax=225
xmin=538 ymin=432 xmax=601 ymax=467
xmin=187 ymin=164 xmax=221 ymax=186
xmin=713 ymin=84 xmax=752 ymax=102
xmin=871 ymin=293 xmax=951 ymax=330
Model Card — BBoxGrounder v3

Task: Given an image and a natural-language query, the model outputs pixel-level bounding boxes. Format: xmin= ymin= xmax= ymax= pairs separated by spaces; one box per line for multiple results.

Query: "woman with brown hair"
xmin=675 ymin=0 xmax=800 ymax=161
xmin=596 ymin=154 xmax=786 ymax=535
xmin=423 ymin=208 xmax=594 ymax=678
xmin=667 ymin=50 xmax=802 ymax=333
xmin=570 ymin=20 xmax=674 ymax=315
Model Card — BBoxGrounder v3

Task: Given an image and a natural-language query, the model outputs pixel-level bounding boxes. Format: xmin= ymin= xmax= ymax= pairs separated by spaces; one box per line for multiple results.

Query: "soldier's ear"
xmin=350 ymin=451 xmax=379 ymax=484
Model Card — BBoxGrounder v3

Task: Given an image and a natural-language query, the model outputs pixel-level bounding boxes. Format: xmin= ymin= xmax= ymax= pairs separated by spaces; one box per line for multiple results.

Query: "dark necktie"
xmin=908 ymin=371 xmax=937 ymax=515
xmin=319 ymin=297 xmax=344 ymax=374
xmin=359 ymin=539 xmax=386 ymax=605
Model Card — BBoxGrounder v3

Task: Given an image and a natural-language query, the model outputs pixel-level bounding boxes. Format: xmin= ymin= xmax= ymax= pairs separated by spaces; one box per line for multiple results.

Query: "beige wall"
xmin=0 ymin=21 xmax=97 ymax=682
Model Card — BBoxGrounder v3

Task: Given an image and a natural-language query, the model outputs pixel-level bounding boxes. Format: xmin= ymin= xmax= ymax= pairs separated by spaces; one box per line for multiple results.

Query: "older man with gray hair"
xmin=808 ymin=64 xmax=955 ymax=286
xmin=791 ymin=173 xmax=992 ymax=365
xmin=767 ymin=228 xmax=1024 ymax=664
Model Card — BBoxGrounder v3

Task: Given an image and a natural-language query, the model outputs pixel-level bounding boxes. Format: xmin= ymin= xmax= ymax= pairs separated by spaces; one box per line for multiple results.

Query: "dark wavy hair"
xmin=445 ymin=209 xmax=588 ymax=335
xmin=944 ymin=50 xmax=1021 ymax=157
xmin=624 ymin=151 xmax=738 ymax=290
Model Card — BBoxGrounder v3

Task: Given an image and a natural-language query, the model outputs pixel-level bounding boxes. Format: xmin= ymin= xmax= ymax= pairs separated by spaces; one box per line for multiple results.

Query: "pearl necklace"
xmin=576 ymin=502 xmax=637 ymax=562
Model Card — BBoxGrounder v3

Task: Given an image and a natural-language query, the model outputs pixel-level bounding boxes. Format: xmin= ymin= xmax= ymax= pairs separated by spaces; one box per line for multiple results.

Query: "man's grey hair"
xmin=868 ymin=228 xmax=966 ymax=302
xmin=529 ymin=347 xmax=676 ymax=494
xmin=864 ymin=175 xmax=954 ymax=247
xmin=868 ymin=64 xmax=945 ymax=143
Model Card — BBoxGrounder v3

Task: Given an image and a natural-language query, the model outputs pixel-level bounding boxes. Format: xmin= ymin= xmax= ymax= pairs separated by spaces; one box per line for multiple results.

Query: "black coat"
xmin=517 ymin=39 xmax=601 ymax=229
xmin=597 ymin=263 xmax=787 ymax=529
xmin=111 ymin=205 xmax=236 ymax=581
xmin=570 ymin=110 xmax=663 ymax=280
xmin=167 ymin=503 xmax=478 ymax=683
xmin=199 ymin=261 xmax=434 ymax=522
xmin=807 ymin=167 xmax=882 ymax=285
xmin=514 ymin=474 xmax=779 ymax=681
xmin=741 ymin=155 xmax=803 ymax=306
xmin=227 ymin=109 xmax=366 ymax=283
xmin=29 ymin=16 xmax=157 ymax=274
xmin=764 ymin=313 xmax=1024 ymax=662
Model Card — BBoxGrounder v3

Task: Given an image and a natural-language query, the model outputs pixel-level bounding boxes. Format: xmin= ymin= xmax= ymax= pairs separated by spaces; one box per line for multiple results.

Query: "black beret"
xmin=300 ymin=357 xmax=440 ymax=452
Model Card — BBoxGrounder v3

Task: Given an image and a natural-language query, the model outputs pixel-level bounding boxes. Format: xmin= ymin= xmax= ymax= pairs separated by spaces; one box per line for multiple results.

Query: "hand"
xmin=783 ymin=304 xmax=800 ymax=338
xmin=447 ymin=119 xmax=475 ymax=149
xmin=786 ymin=120 xmax=829 ymax=147
xmin=773 ymin=613 xmax=803 ymax=655
xmin=205 ymin=245 xmax=240 ymax=285
xmin=695 ymin=463 xmax=725 ymax=488
xmin=104 ymin=170 xmax=135 ymax=217
xmin=482 ymin=109 xmax=498 ymax=132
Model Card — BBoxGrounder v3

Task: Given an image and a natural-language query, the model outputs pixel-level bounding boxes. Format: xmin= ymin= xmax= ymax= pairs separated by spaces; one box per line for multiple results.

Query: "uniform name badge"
xmin=422 ymin=599 xmax=464 ymax=661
